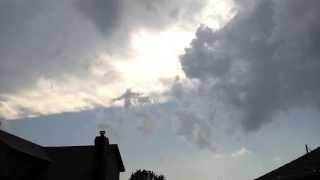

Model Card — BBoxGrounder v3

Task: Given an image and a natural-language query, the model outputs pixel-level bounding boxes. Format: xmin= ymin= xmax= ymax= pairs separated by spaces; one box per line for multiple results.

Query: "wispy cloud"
xmin=231 ymin=147 xmax=251 ymax=157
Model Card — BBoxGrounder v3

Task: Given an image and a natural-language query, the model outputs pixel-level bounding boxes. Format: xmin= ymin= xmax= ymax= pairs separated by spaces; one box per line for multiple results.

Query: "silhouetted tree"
xmin=157 ymin=175 xmax=165 ymax=180
xmin=129 ymin=169 xmax=166 ymax=180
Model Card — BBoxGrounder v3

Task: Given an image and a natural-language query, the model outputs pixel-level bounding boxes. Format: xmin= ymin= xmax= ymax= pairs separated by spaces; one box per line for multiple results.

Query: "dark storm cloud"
xmin=76 ymin=0 xmax=207 ymax=34
xmin=179 ymin=0 xmax=320 ymax=131
xmin=76 ymin=0 xmax=120 ymax=35
xmin=0 ymin=0 xmax=104 ymax=93
xmin=0 ymin=0 xmax=43 ymax=92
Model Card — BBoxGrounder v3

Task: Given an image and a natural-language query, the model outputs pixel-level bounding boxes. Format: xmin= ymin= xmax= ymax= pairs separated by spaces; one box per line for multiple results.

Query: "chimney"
xmin=95 ymin=130 xmax=109 ymax=149
xmin=94 ymin=131 xmax=109 ymax=180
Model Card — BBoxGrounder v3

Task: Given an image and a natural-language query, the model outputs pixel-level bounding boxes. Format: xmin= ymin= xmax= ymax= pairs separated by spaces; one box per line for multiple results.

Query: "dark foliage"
xmin=129 ymin=169 xmax=166 ymax=180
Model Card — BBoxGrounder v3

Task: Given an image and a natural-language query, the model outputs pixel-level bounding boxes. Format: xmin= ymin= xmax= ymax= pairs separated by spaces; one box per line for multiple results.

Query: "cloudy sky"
xmin=1 ymin=0 xmax=320 ymax=179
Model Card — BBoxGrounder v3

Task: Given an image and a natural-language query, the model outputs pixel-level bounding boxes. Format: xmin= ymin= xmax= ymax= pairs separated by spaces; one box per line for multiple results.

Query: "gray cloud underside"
xmin=180 ymin=0 xmax=320 ymax=131
xmin=77 ymin=0 xmax=206 ymax=33
xmin=76 ymin=0 xmax=207 ymax=55
xmin=0 ymin=0 xmax=103 ymax=93
xmin=0 ymin=0 xmax=207 ymax=94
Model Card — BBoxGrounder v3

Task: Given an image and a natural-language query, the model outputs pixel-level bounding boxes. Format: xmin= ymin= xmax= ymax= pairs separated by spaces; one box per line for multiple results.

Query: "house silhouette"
xmin=0 ymin=130 xmax=125 ymax=180
xmin=255 ymin=147 xmax=320 ymax=180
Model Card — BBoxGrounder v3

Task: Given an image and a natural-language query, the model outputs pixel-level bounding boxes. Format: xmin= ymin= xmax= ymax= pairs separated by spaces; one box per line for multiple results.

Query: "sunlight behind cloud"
xmin=0 ymin=0 xmax=237 ymax=120
xmin=199 ymin=0 xmax=236 ymax=29
xmin=112 ymin=28 xmax=193 ymax=92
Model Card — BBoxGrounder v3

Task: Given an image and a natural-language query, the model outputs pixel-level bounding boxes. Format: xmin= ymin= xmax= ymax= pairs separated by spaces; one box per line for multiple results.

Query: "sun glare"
xmin=111 ymin=0 xmax=236 ymax=93
xmin=112 ymin=28 xmax=193 ymax=92
xmin=200 ymin=0 xmax=236 ymax=29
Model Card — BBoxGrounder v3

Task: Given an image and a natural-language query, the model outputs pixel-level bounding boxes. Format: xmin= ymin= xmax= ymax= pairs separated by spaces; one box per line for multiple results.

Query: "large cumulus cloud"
xmin=179 ymin=0 xmax=320 ymax=132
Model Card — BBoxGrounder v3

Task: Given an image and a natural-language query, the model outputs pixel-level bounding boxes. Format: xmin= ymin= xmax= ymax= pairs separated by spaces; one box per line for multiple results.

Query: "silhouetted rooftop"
xmin=41 ymin=145 xmax=124 ymax=180
xmin=0 ymin=129 xmax=125 ymax=180
xmin=45 ymin=145 xmax=125 ymax=172
xmin=0 ymin=130 xmax=51 ymax=161
xmin=255 ymin=147 xmax=320 ymax=180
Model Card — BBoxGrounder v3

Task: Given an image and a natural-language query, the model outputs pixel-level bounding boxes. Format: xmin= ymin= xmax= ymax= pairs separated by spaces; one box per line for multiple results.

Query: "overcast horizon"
xmin=1 ymin=0 xmax=320 ymax=180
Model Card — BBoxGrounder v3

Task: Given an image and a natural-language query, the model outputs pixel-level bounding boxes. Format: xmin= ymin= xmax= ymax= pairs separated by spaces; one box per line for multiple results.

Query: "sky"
xmin=1 ymin=0 xmax=320 ymax=180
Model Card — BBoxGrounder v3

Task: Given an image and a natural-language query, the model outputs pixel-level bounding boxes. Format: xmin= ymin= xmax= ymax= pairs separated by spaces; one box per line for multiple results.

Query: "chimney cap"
xmin=99 ymin=130 xmax=106 ymax=136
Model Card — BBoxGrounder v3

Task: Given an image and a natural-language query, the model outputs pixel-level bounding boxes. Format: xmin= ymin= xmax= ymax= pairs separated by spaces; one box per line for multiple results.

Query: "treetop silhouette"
xmin=129 ymin=169 xmax=166 ymax=180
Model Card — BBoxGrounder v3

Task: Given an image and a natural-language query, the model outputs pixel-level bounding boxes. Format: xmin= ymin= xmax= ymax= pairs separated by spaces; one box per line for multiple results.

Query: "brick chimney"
xmin=94 ymin=131 xmax=109 ymax=180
